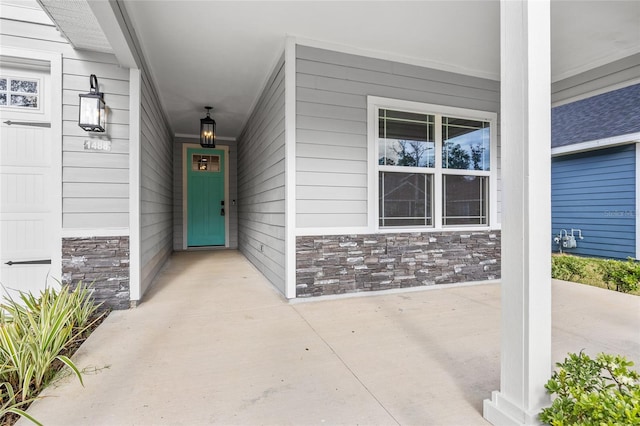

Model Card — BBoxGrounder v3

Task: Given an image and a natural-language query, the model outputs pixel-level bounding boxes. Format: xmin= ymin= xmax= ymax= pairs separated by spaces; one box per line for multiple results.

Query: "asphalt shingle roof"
xmin=551 ymin=83 xmax=640 ymax=148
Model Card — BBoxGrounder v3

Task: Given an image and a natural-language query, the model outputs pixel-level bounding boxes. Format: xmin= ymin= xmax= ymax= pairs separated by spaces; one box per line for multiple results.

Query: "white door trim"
xmin=0 ymin=47 xmax=62 ymax=285
xmin=182 ymin=143 xmax=230 ymax=250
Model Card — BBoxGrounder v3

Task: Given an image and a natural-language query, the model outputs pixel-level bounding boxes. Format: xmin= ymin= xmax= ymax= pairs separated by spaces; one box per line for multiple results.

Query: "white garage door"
xmin=0 ymin=64 xmax=54 ymax=297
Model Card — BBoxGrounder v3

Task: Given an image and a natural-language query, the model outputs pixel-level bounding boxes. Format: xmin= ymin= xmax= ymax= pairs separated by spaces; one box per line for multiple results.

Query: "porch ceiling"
xmin=121 ymin=0 xmax=640 ymax=139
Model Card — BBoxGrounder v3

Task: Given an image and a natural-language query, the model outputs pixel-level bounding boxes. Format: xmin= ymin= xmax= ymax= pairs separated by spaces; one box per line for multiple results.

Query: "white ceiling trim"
xmin=175 ymin=133 xmax=236 ymax=142
xmin=294 ymin=36 xmax=500 ymax=81
xmin=552 ymin=77 xmax=640 ymax=107
xmin=551 ymin=44 xmax=640 ymax=83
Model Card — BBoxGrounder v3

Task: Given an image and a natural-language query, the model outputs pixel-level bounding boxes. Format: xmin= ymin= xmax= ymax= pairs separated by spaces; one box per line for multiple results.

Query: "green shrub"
xmin=598 ymin=258 xmax=640 ymax=293
xmin=551 ymin=255 xmax=640 ymax=295
xmin=551 ymin=255 xmax=587 ymax=282
xmin=0 ymin=283 xmax=101 ymax=424
xmin=540 ymin=352 xmax=640 ymax=425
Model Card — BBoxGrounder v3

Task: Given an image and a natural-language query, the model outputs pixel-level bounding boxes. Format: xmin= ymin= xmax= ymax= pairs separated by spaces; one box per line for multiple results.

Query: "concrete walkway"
xmin=21 ymin=251 xmax=640 ymax=426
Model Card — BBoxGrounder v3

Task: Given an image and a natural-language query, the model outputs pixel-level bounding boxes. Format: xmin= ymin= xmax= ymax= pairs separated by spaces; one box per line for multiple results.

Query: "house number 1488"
xmin=83 ymin=140 xmax=112 ymax=152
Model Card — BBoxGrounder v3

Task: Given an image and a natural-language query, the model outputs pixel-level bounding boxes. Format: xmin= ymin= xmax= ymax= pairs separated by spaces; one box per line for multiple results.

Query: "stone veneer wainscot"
xmin=62 ymin=236 xmax=130 ymax=310
xmin=296 ymin=231 xmax=501 ymax=297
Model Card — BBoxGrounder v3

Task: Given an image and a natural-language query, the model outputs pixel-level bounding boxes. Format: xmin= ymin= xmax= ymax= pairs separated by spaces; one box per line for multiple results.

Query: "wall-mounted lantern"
xmin=78 ymin=74 xmax=106 ymax=132
xmin=200 ymin=106 xmax=216 ymax=148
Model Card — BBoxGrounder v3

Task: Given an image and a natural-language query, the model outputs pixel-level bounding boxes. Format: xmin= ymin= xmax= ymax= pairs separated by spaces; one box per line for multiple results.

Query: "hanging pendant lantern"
xmin=78 ymin=74 xmax=106 ymax=132
xmin=200 ymin=106 xmax=216 ymax=148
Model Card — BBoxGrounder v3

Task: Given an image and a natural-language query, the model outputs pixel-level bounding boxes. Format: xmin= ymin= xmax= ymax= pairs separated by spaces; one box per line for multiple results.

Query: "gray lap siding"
xmin=294 ymin=45 xmax=502 ymax=296
xmin=295 ymin=45 xmax=502 ymax=229
xmin=237 ymin=55 xmax=287 ymax=294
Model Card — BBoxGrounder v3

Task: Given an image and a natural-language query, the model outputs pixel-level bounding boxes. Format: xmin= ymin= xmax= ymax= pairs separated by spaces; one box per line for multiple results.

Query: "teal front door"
xmin=187 ymin=148 xmax=225 ymax=246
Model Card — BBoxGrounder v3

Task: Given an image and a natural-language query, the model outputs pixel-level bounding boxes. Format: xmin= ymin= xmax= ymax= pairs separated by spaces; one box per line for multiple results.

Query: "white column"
xmin=483 ymin=1 xmax=552 ymax=424
xmin=284 ymin=37 xmax=297 ymax=299
xmin=129 ymin=68 xmax=142 ymax=305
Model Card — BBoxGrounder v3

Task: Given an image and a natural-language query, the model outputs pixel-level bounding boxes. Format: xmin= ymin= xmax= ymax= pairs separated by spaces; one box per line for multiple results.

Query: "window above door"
xmin=191 ymin=154 xmax=220 ymax=172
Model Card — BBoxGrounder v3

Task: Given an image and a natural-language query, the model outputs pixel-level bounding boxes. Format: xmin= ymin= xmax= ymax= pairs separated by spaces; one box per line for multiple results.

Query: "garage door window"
xmin=0 ymin=77 xmax=39 ymax=109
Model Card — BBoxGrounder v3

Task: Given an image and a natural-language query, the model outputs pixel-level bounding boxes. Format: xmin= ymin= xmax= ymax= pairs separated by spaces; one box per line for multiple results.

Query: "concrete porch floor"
xmin=21 ymin=250 xmax=640 ymax=425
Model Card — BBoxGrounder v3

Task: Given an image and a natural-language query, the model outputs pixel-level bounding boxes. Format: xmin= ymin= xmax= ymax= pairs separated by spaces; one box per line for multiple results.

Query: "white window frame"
xmin=367 ymin=96 xmax=499 ymax=232
xmin=0 ymin=75 xmax=42 ymax=112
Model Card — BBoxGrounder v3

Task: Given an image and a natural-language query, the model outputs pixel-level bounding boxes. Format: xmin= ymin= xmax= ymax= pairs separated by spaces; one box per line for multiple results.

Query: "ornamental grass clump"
xmin=0 ymin=283 xmax=101 ymax=425
xmin=0 ymin=379 xmax=41 ymax=426
xmin=540 ymin=352 xmax=640 ymax=425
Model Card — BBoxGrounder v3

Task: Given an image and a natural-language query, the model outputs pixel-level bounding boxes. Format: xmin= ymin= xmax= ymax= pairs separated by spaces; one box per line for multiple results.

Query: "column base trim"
xmin=483 ymin=391 xmax=542 ymax=425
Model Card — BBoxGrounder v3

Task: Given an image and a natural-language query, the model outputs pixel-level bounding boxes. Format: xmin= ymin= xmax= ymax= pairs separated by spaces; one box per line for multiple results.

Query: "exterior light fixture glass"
xmin=200 ymin=106 xmax=216 ymax=148
xmin=78 ymin=74 xmax=106 ymax=132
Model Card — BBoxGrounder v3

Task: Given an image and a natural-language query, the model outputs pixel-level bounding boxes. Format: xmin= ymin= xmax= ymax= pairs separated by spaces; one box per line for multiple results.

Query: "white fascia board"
xmin=86 ymin=0 xmax=138 ymax=68
xmin=551 ymin=132 xmax=640 ymax=157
